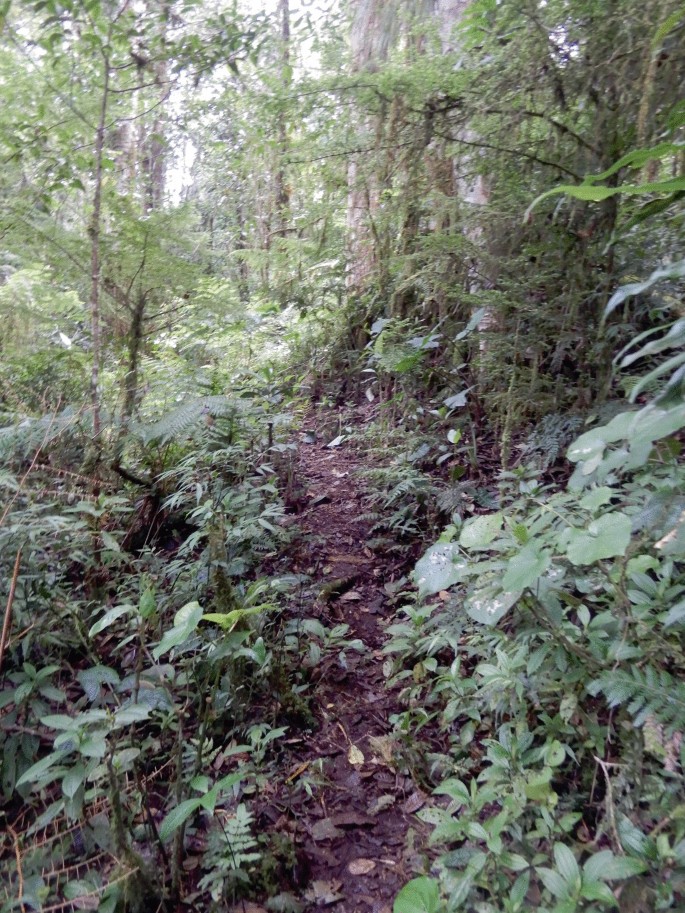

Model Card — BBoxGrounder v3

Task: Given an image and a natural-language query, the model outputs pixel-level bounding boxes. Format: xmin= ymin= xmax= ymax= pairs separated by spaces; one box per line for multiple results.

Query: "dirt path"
xmin=262 ymin=411 xmax=429 ymax=912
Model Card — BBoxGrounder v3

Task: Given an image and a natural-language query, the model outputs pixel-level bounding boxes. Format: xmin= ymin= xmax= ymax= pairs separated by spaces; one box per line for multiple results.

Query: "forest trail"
xmin=259 ymin=407 xmax=429 ymax=912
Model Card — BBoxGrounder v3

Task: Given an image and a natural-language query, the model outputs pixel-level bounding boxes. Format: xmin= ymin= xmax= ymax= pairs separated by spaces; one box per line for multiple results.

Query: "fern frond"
xmin=0 ymin=407 xmax=88 ymax=463
xmin=589 ymin=665 xmax=685 ymax=732
xmin=135 ymin=396 xmax=239 ymax=444
xmin=518 ymin=413 xmax=584 ymax=469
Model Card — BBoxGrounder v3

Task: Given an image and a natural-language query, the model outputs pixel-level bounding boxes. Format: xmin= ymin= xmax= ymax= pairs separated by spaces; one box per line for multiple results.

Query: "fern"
xmin=0 ymin=407 xmax=88 ymax=463
xmin=589 ymin=665 xmax=685 ymax=731
xmin=518 ymin=413 xmax=584 ymax=469
xmin=198 ymin=804 xmax=261 ymax=901
xmin=135 ymin=395 xmax=240 ymax=444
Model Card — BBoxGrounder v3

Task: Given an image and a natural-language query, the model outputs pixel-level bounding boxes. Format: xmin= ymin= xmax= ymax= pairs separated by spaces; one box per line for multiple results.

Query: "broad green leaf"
xmin=16 ymin=750 xmax=69 ymax=788
xmin=414 ymin=543 xmax=469 ymax=598
xmin=202 ymin=603 xmax=274 ymax=631
xmin=100 ymin=531 xmax=120 ymax=552
xmin=618 ymin=315 xmax=685 ymax=365
xmin=580 ymin=881 xmax=618 ymax=904
xmin=40 ymin=714 xmax=80 ymax=730
xmin=537 ymin=867 xmax=570 ymax=899
xmin=89 ymin=604 xmax=135 ymax=637
xmin=526 ymin=171 xmax=685 ymax=219
xmin=583 ymin=849 xmax=647 ymax=882
xmin=152 ymin=601 xmax=203 ymax=659
xmin=502 ymin=543 xmax=551 ymax=592
xmin=464 ymin=584 xmax=520 ymax=625
xmin=664 ymin=599 xmax=685 ymax=627
xmin=112 ymin=705 xmax=151 ymax=727
xmin=564 ymin=513 xmax=632 ymax=565
xmin=77 ymin=665 xmax=119 ymax=702
xmin=545 ymin=740 xmax=566 ymax=766
xmin=524 ymin=769 xmax=554 ymax=801
xmin=62 ymin=764 xmax=85 ymax=799
xmin=63 ymin=880 xmax=97 ymax=901
xmin=455 ymin=307 xmax=486 ymax=340
xmin=393 ymin=876 xmax=440 ymax=913
xmin=79 ymin=734 xmax=108 ymax=758
xmin=159 ymin=797 xmax=204 ymax=841
xmin=604 ymin=259 xmax=685 ymax=320
xmin=579 ymin=487 xmax=616 ymax=512
xmin=459 ymin=512 xmax=503 ymax=549
xmin=554 ymin=844 xmax=580 ymax=889
xmin=139 ymin=588 xmax=157 ymax=619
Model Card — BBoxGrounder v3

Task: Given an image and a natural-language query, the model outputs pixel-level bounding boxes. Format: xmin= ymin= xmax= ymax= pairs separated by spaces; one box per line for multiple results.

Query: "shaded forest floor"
xmin=253 ymin=406 xmax=432 ymax=912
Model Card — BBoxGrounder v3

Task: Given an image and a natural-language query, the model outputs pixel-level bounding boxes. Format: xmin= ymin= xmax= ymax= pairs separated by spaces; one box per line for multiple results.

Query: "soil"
xmin=254 ymin=407 xmax=431 ymax=913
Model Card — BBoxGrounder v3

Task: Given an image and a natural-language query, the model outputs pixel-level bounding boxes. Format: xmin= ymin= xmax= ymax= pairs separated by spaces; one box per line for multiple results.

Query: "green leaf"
xmin=414 ymin=542 xmax=469 ymax=598
xmin=464 ymin=584 xmax=520 ymax=625
xmin=77 ymin=665 xmax=120 ymax=701
xmin=564 ymin=512 xmax=632 ymax=565
xmin=113 ymin=705 xmax=151 ymax=727
xmin=89 ymin=604 xmax=135 ymax=637
xmin=139 ymin=588 xmax=157 ymax=619
xmin=202 ymin=603 xmax=273 ymax=631
xmin=459 ymin=512 xmax=503 ymax=549
xmin=159 ymin=797 xmax=204 ymax=841
xmin=62 ymin=763 xmax=86 ymax=799
xmin=152 ymin=601 xmax=203 ymax=659
xmin=579 ymin=487 xmax=616 ymax=512
xmin=580 ymin=881 xmax=618 ymax=904
xmin=584 ymin=850 xmax=648 ymax=881
xmin=502 ymin=543 xmax=551 ymax=592
xmin=16 ymin=750 xmax=69 ymax=788
xmin=545 ymin=740 xmax=566 ymax=767
xmin=524 ymin=768 xmax=554 ymax=801
xmin=537 ymin=867 xmax=570 ymax=899
xmin=393 ymin=877 xmax=440 ymax=913
xmin=554 ymin=844 xmax=580 ymax=890
xmin=664 ymin=599 xmax=685 ymax=627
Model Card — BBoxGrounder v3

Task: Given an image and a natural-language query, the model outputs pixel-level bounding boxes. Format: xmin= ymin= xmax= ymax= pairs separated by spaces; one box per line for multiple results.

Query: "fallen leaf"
xmin=304 ymin=880 xmax=344 ymax=905
xmin=348 ymin=858 xmax=376 ymax=876
xmin=368 ymin=735 xmax=395 ymax=766
xmin=340 ymin=590 xmax=362 ymax=602
xmin=368 ymin=794 xmax=395 ymax=816
xmin=403 ymin=791 xmax=427 ymax=814
xmin=331 ymin=811 xmax=374 ymax=827
xmin=311 ymin=818 xmax=344 ymax=841
xmin=438 ymin=590 xmax=451 ymax=601
xmin=348 ymin=744 xmax=365 ymax=766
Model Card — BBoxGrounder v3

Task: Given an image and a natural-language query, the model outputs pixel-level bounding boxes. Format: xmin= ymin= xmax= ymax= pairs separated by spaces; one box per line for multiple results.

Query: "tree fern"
xmin=589 ymin=665 xmax=685 ymax=732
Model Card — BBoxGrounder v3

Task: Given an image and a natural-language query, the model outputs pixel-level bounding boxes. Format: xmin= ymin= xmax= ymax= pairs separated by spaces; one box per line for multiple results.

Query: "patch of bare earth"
xmin=258 ymin=409 xmax=430 ymax=913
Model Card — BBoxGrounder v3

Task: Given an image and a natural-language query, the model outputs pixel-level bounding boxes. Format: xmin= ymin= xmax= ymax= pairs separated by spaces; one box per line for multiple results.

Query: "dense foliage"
xmin=0 ymin=0 xmax=684 ymax=910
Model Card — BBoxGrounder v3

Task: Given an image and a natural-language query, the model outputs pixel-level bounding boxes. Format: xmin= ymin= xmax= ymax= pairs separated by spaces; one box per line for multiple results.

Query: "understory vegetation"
xmin=1 ymin=0 xmax=684 ymax=910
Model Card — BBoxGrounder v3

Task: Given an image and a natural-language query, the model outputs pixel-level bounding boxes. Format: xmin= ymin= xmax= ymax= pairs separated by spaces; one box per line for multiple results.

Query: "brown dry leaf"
xmin=403 ymin=791 xmax=427 ymax=814
xmin=348 ymin=744 xmax=365 ymax=766
xmin=438 ymin=590 xmax=451 ymax=601
xmin=348 ymin=858 xmax=376 ymax=876
xmin=368 ymin=794 xmax=396 ymax=816
xmin=368 ymin=734 xmax=395 ymax=766
xmin=311 ymin=818 xmax=344 ymax=841
xmin=72 ymin=899 xmax=99 ymax=911
xmin=331 ymin=811 xmax=374 ymax=827
xmin=305 ymin=880 xmax=344 ymax=905
xmin=340 ymin=590 xmax=362 ymax=602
